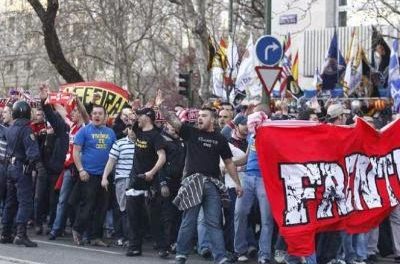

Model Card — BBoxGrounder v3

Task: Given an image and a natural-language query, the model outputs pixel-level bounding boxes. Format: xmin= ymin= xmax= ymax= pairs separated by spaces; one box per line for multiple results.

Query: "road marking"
xmin=0 ymin=255 xmax=45 ymax=264
xmin=32 ymin=240 xmax=122 ymax=255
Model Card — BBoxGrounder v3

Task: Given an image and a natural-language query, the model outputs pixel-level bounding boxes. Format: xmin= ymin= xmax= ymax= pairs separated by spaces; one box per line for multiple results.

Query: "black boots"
xmin=14 ymin=224 xmax=37 ymax=247
xmin=0 ymin=226 xmax=14 ymax=244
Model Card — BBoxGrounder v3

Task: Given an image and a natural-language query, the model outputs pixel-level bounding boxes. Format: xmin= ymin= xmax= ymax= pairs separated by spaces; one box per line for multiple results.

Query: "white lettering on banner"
xmin=280 ymin=149 xmax=400 ymax=226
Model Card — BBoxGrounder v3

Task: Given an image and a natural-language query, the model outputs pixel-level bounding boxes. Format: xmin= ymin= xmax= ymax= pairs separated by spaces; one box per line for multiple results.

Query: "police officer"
xmin=0 ymin=100 xmax=40 ymax=247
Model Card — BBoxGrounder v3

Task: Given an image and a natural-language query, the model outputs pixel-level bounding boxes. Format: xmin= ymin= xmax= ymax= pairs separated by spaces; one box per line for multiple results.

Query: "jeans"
xmin=339 ymin=232 xmax=367 ymax=262
xmin=197 ymin=208 xmax=211 ymax=253
xmin=176 ymin=181 xmax=227 ymax=263
xmin=367 ymin=227 xmax=379 ymax=256
xmin=51 ymin=168 xmax=75 ymax=233
xmin=286 ymin=253 xmax=317 ymax=264
xmin=234 ymin=175 xmax=274 ymax=261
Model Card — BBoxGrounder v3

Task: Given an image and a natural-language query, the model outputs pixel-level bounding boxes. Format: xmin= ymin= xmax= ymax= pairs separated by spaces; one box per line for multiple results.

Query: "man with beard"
xmin=155 ymin=90 xmax=243 ymax=264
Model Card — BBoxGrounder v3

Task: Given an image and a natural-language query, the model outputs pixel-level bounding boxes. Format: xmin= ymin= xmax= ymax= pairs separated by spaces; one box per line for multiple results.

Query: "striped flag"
xmin=279 ymin=33 xmax=293 ymax=94
xmin=389 ymin=39 xmax=400 ymax=113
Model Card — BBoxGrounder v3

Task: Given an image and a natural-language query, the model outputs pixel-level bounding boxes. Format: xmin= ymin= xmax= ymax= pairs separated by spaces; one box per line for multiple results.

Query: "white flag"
xmin=227 ymin=36 xmax=239 ymax=80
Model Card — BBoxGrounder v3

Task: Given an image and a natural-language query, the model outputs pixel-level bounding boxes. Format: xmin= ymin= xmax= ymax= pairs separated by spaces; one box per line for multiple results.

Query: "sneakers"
xmin=258 ymin=258 xmax=271 ymax=264
xmin=175 ymin=255 xmax=187 ymax=264
xmin=237 ymin=254 xmax=249 ymax=262
xmin=274 ymin=250 xmax=287 ymax=263
xmin=126 ymin=248 xmax=142 ymax=257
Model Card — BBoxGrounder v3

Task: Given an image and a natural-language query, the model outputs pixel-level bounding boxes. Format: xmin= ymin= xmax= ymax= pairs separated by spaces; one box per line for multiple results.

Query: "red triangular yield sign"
xmin=255 ymin=66 xmax=282 ymax=94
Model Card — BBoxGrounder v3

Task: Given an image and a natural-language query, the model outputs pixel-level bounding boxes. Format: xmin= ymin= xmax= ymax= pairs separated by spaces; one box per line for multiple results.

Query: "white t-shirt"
xmin=220 ymin=143 xmax=246 ymax=188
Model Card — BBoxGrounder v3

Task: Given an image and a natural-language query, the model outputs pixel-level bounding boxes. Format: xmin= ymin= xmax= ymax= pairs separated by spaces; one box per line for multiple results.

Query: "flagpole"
xmin=262 ymin=0 xmax=272 ymax=110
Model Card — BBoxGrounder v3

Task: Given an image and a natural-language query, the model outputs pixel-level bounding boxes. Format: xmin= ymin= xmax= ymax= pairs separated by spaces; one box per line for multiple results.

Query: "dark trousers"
xmin=1 ymin=163 xmax=33 ymax=230
xmin=0 ymin=164 xmax=6 ymax=203
xmin=73 ymin=175 xmax=109 ymax=239
xmin=126 ymin=195 xmax=145 ymax=251
xmin=223 ymin=187 xmax=237 ymax=252
xmin=35 ymin=167 xmax=59 ymax=227
xmin=316 ymin=231 xmax=342 ymax=264
xmin=150 ymin=191 xmax=181 ymax=251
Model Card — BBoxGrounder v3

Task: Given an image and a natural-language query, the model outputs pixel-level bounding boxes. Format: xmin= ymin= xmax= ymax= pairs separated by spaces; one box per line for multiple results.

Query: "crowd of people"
xmin=0 ymin=85 xmax=399 ymax=264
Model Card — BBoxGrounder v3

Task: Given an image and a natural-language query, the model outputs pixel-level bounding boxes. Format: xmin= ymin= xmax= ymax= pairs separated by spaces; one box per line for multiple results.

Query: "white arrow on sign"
xmin=255 ymin=66 xmax=282 ymax=94
xmin=264 ymin=42 xmax=279 ymax=62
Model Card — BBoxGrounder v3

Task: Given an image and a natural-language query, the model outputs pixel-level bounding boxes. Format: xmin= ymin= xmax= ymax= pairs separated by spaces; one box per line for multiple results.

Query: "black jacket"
xmin=42 ymin=103 xmax=70 ymax=174
xmin=159 ymin=133 xmax=185 ymax=192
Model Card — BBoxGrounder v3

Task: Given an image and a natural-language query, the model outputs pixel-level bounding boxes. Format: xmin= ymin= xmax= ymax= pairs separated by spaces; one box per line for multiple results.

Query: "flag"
xmin=236 ymin=34 xmax=256 ymax=92
xmin=345 ymin=28 xmax=356 ymax=63
xmin=343 ymin=32 xmax=362 ymax=95
xmin=226 ymin=36 xmax=239 ymax=80
xmin=235 ymin=34 xmax=263 ymax=103
xmin=212 ymin=39 xmax=228 ymax=97
xmin=279 ymin=33 xmax=293 ymax=94
xmin=321 ymin=31 xmax=346 ymax=90
xmin=312 ymin=68 xmax=322 ymax=89
xmin=256 ymin=118 xmax=400 ymax=256
xmin=389 ymin=39 xmax=400 ymax=113
xmin=371 ymin=26 xmax=390 ymax=87
xmin=292 ymin=51 xmax=299 ymax=82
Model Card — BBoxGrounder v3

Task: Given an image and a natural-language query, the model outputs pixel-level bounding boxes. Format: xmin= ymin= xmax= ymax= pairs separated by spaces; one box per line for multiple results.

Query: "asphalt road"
xmin=0 ymin=233 xmax=396 ymax=264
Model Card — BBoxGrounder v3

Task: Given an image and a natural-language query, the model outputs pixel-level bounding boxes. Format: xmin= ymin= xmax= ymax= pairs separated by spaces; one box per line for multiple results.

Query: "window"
xmin=338 ymin=11 xmax=347 ymax=27
xmin=339 ymin=0 xmax=347 ymax=6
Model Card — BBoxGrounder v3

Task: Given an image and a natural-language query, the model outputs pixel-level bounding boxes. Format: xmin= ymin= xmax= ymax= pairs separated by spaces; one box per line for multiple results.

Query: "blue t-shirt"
xmin=74 ymin=123 xmax=116 ymax=176
xmin=245 ymin=134 xmax=262 ymax=177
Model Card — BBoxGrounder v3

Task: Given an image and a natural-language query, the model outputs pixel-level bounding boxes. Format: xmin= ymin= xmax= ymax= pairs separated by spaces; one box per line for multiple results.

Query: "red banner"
xmin=255 ymin=119 xmax=400 ymax=256
xmin=60 ymin=81 xmax=130 ymax=116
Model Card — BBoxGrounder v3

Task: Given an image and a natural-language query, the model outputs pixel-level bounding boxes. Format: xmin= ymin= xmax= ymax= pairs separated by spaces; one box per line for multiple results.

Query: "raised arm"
xmin=155 ymin=89 xmax=182 ymax=133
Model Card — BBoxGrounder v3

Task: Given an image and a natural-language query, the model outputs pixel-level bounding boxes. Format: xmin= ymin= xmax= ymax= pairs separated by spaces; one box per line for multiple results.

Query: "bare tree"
xmin=27 ymin=0 xmax=84 ymax=83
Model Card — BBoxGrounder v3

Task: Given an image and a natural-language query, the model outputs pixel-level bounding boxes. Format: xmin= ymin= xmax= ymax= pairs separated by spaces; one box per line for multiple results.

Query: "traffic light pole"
xmin=261 ymin=0 xmax=272 ymax=109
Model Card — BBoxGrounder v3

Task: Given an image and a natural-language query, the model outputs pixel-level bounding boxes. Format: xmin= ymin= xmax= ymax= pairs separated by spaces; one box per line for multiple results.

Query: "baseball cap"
xmin=235 ymin=115 xmax=248 ymax=126
xmin=327 ymin=104 xmax=350 ymax=119
xmin=136 ymin=108 xmax=156 ymax=122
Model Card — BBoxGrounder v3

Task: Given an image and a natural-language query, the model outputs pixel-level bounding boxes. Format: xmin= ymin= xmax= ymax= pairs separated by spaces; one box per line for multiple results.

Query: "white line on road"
xmin=0 ymin=255 xmax=45 ymax=264
xmin=32 ymin=240 xmax=122 ymax=255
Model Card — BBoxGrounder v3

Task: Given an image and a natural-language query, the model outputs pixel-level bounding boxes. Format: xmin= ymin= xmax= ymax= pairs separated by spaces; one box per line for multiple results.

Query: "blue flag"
xmin=389 ymin=39 xmax=400 ymax=113
xmin=321 ymin=32 xmax=346 ymax=90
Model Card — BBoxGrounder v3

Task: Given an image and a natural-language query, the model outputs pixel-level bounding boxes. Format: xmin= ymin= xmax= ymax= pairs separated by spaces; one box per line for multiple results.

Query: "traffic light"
xmin=178 ymin=73 xmax=190 ymax=96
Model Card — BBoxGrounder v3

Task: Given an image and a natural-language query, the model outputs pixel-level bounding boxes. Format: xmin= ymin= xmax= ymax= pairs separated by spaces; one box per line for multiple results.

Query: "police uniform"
xmin=0 ymin=101 xmax=40 ymax=247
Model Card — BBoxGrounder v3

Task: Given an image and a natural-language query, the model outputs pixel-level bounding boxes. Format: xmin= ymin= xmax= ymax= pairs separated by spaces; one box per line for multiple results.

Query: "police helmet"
xmin=12 ymin=100 xmax=31 ymax=120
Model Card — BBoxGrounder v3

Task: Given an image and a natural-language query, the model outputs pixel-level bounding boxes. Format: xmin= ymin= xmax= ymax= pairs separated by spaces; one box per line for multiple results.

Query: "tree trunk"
xmin=28 ymin=0 xmax=84 ymax=83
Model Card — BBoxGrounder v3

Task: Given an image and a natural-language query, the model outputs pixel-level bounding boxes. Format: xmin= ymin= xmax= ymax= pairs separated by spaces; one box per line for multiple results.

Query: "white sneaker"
xmin=237 ymin=254 xmax=249 ymax=262
xmin=274 ymin=250 xmax=287 ymax=264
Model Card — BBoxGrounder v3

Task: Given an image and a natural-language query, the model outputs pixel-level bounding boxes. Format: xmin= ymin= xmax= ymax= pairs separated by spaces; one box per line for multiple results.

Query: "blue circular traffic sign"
xmin=255 ymin=35 xmax=283 ymax=66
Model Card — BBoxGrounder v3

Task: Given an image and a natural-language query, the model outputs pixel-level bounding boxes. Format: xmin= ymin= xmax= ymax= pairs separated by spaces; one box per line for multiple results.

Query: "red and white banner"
xmin=255 ymin=118 xmax=400 ymax=256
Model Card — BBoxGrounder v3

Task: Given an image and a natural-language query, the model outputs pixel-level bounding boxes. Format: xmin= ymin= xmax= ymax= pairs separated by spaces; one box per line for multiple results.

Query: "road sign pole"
xmin=262 ymin=0 xmax=272 ymax=108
